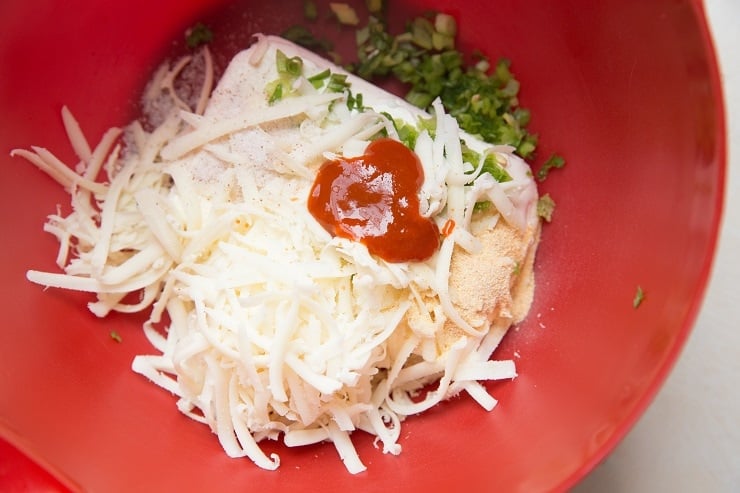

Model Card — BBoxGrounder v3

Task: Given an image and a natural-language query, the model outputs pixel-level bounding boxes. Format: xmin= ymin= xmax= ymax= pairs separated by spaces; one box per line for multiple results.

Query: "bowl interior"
xmin=0 ymin=0 xmax=724 ymax=491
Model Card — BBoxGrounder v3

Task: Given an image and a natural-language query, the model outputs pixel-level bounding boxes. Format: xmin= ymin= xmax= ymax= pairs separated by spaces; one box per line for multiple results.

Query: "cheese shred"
xmin=13 ymin=36 xmax=540 ymax=474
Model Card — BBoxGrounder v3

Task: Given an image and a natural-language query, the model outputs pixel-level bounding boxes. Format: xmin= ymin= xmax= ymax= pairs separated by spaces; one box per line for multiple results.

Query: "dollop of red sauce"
xmin=308 ymin=138 xmax=440 ymax=263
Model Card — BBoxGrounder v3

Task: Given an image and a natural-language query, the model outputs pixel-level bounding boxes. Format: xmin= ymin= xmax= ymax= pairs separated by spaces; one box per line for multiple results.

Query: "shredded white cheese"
xmin=12 ymin=35 xmax=540 ymax=474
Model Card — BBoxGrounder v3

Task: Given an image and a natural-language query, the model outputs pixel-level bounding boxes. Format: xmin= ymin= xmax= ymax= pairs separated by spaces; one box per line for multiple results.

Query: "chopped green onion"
xmin=346 ymin=91 xmax=365 ymax=111
xmin=481 ymin=154 xmax=513 ymax=182
xmin=304 ymin=0 xmax=318 ymax=20
xmin=266 ymin=80 xmax=284 ymax=104
xmin=266 ymin=51 xmax=307 ymax=104
xmin=276 ymin=50 xmax=303 ymax=77
xmin=330 ymin=3 xmax=360 ymax=26
xmin=281 ymin=25 xmax=333 ymax=52
xmin=308 ymin=68 xmax=331 ymax=88
xmin=327 ymin=73 xmax=350 ymax=92
xmin=405 ymin=90 xmax=435 ymax=109
xmin=410 ymin=17 xmax=435 ymax=50
xmin=518 ymin=134 xmax=538 ymax=159
xmin=473 ymin=201 xmax=492 ymax=213
xmin=417 ymin=116 xmax=436 ymax=135
xmin=366 ymin=0 xmax=383 ymax=14
xmin=110 ymin=331 xmax=123 ymax=343
xmin=185 ymin=22 xmax=213 ymax=49
xmin=384 ymin=114 xmax=420 ymax=148
xmin=536 ymin=154 xmax=565 ymax=181
xmin=461 ymin=146 xmax=512 ymax=183
xmin=536 ymin=193 xmax=556 ymax=222
xmin=633 ymin=286 xmax=645 ymax=308
xmin=432 ymin=31 xmax=454 ymax=51
xmin=434 ymin=13 xmax=457 ymax=37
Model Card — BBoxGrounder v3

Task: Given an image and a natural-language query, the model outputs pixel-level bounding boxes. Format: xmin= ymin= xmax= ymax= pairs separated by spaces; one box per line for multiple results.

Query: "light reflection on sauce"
xmin=308 ymin=138 xmax=440 ymax=263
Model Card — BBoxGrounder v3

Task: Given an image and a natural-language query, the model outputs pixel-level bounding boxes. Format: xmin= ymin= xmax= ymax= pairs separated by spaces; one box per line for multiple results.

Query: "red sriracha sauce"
xmin=308 ymin=138 xmax=440 ymax=263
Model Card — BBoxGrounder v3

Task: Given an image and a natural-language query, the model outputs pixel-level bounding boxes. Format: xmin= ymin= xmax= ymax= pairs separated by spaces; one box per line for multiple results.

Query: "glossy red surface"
xmin=0 ymin=0 xmax=725 ymax=491
xmin=309 ymin=138 xmax=440 ymax=262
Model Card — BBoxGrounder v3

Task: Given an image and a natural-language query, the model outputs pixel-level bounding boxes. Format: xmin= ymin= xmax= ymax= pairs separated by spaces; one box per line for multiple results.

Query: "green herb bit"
xmin=434 ymin=13 xmax=457 ymax=37
xmin=410 ymin=17 xmax=435 ymax=50
xmin=536 ymin=154 xmax=565 ymax=181
xmin=465 ymin=150 xmax=512 ymax=211
xmin=185 ymin=22 xmax=213 ymax=49
xmin=432 ymin=31 xmax=455 ymax=51
xmin=266 ymin=81 xmax=285 ymax=104
xmin=461 ymin=147 xmax=479 ymax=170
xmin=481 ymin=153 xmax=513 ymax=182
xmin=353 ymin=16 xmax=397 ymax=79
xmin=384 ymin=114 xmax=420 ymax=148
xmin=266 ymin=51 xmax=306 ymax=104
xmin=110 ymin=331 xmax=123 ymax=343
xmin=281 ymin=25 xmax=334 ymax=53
xmin=276 ymin=50 xmax=303 ymax=77
xmin=536 ymin=193 xmax=556 ymax=222
xmin=461 ymin=146 xmax=511 ymax=183
xmin=308 ymin=68 xmax=331 ymax=89
xmin=327 ymin=73 xmax=350 ymax=93
xmin=517 ymin=133 xmax=538 ymax=159
xmin=416 ymin=115 xmax=436 ymax=135
xmin=633 ymin=286 xmax=645 ymax=308
xmin=405 ymin=90 xmax=435 ymax=109
xmin=366 ymin=0 xmax=383 ymax=14
xmin=431 ymin=14 xmax=456 ymax=51
xmin=473 ymin=201 xmax=492 ymax=213
xmin=328 ymin=51 xmax=343 ymax=65
xmin=304 ymin=0 xmax=318 ymax=20
xmin=346 ymin=91 xmax=365 ymax=111
xmin=330 ymin=3 xmax=360 ymax=26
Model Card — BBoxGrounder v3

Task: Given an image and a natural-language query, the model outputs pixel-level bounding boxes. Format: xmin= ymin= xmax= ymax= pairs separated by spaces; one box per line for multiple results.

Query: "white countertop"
xmin=574 ymin=0 xmax=739 ymax=491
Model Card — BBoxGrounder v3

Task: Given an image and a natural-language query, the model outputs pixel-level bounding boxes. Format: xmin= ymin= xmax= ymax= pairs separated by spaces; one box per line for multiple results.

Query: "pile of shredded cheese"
xmin=12 ymin=35 xmax=540 ymax=473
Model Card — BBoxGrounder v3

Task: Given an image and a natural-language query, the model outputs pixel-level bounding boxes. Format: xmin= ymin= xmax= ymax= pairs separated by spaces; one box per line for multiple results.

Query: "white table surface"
xmin=574 ymin=0 xmax=739 ymax=491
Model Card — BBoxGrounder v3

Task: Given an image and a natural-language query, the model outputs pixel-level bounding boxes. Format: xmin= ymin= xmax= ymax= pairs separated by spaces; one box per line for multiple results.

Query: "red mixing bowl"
xmin=0 ymin=0 xmax=725 ymax=491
